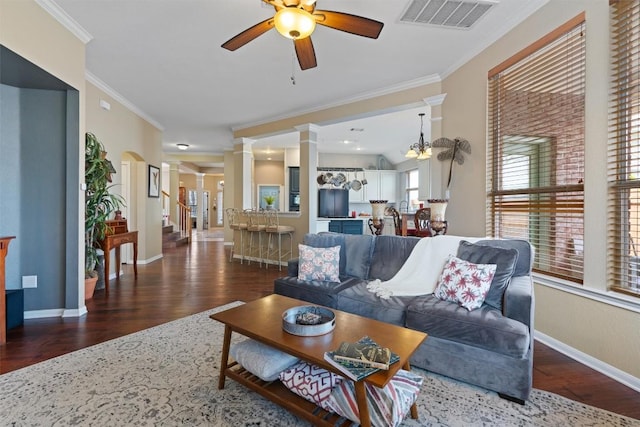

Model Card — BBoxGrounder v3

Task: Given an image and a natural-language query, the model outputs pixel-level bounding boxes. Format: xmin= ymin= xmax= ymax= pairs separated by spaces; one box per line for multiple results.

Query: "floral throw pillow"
xmin=434 ymin=255 xmax=497 ymax=311
xmin=298 ymin=244 xmax=340 ymax=283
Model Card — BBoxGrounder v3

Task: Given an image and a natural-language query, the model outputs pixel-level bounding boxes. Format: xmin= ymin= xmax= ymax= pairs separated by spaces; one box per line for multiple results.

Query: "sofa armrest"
xmin=287 ymin=258 xmax=299 ymax=277
xmin=503 ymin=275 xmax=534 ymax=330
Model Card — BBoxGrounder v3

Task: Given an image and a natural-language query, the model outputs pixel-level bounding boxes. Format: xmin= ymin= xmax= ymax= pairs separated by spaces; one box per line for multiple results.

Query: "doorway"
xmin=202 ymin=190 xmax=209 ymax=229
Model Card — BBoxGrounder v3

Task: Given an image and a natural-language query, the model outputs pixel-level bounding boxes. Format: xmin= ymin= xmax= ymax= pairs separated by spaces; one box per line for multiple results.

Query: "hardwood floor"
xmin=1 ymin=232 xmax=639 ymax=420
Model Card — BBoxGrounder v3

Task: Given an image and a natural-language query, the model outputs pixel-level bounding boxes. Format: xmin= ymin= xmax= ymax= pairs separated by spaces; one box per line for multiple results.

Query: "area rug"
xmin=1 ymin=301 xmax=638 ymax=426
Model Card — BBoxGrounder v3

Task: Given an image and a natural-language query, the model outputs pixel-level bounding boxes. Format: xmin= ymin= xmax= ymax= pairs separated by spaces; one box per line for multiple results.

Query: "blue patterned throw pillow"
xmin=298 ymin=244 xmax=340 ymax=282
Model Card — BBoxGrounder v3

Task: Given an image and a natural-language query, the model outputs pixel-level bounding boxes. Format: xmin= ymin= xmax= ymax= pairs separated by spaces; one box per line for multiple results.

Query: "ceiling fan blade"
xmin=313 ymin=10 xmax=384 ymax=39
xmin=221 ymin=18 xmax=275 ymax=51
xmin=294 ymin=37 xmax=317 ymax=70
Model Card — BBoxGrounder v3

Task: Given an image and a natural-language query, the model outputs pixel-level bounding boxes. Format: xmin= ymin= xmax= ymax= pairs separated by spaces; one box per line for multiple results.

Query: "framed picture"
xmin=148 ymin=164 xmax=160 ymax=198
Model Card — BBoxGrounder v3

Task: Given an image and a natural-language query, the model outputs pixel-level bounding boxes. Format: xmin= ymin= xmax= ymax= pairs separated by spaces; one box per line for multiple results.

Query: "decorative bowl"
xmin=282 ymin=306 xmax=336 ymax=336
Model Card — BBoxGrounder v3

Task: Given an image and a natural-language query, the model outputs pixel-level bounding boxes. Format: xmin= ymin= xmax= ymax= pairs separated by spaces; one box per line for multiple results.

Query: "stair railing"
xmin=162 ymin=191 xmax=192 ymax=242
xmin=161 ymin=191 xmax=171 ymax=225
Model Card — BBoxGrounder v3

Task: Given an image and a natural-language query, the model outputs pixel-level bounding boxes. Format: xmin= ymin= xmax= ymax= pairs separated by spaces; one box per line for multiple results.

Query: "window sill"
xmin=533 ymin=273 xmax=640 ymax=314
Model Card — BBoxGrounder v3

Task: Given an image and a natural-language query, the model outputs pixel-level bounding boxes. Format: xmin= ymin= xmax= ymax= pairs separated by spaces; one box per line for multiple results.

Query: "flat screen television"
xmin=318 ymin=189 xmax=349 ymax=218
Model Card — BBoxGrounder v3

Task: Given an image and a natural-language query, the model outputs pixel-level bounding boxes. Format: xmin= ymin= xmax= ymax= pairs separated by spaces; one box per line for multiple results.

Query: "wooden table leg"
xmin=404 ymin=361 xmax=419 ymax=419
xmin=354 ymin=380 xmax=371 ymax=427
xmin=218 ymin=325 xmax=232 ymax=389
xmin=132 ymin=241 xmax=138 ymax=278
xmin=103 ymin=246 xmax=110 ymax=293
xmin=115 ymin=246 xmax=121 ymax=280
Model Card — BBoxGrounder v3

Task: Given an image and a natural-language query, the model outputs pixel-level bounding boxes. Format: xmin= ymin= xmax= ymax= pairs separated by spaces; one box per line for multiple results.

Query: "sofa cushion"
xmin=274 ymin=276 xmax=363 ymax=308
xmin=344 ymin=234 xmax=375 ymax=279
xmin=303 ymin=233 xmax=374 ymax=279
xmin=475 ymin=239 xmax=533 ymax=277
xmin=336 ymin=282 xmax=418 ymax=326
xmin=457 ymin=240 xmax=519 ymax=311
xmin=368 ymin=235 xmax=421 ymax=281
xmin=298 ymin=244 xmax=340 ymax=282
xmin=406 ymin=295 xmax=530 ymax=358
xmin=433 ymin=255 xmax=496 ymax=311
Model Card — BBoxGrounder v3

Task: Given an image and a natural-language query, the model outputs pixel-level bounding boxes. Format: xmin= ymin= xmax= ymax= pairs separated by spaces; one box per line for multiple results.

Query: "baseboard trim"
xmin=24 ymin=308 xmax=65 ymax=319
xmin=535 ymin=331 xmax=640 ymax=393
xmin=62 ymin=306 xmax=88 ymax=318
xmin=138 ymin=254 xmax=163 ymax=264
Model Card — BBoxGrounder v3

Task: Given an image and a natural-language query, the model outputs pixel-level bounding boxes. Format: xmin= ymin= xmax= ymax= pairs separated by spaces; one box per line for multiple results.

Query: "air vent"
xmin=401 ymin=0 xmax=495 ymax=29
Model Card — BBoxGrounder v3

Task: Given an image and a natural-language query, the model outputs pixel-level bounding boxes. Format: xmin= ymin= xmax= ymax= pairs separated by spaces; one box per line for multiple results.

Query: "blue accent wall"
xmin=0 ymin=45 xmax=80 ymax=312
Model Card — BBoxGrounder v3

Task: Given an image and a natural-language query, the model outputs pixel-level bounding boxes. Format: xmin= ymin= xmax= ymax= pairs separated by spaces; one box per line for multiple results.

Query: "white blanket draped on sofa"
xmin=366 ymin=235 xmax=480 ymax=299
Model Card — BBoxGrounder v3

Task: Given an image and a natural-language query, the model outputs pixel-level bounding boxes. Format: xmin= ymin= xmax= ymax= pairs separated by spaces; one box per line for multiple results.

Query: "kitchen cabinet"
xmin=328 ymin=220 xmax=363 ymax=235
xmin=289 ymin=167 xmax=300 ymax=192
xmin=360 ymin=170 xmax=398 ymax=203
xmin=379 ymin=170 xmax=398 ymax=202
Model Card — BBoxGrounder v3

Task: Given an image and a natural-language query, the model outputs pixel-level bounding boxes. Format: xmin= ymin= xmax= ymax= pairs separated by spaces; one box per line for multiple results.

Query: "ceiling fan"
xmin=221 ymin=0 xmax=384 ymax=70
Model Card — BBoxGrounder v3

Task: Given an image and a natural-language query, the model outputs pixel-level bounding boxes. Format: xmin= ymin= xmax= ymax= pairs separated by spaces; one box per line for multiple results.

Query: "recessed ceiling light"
xmin=343 ymin=140 xmax=350 ymax=144
xmin=177 ymin=143 xmax=189 ymax=150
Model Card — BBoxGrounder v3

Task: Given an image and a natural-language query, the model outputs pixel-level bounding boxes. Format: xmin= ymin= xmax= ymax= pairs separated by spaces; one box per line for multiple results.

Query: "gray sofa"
xmin=273 ymin=232 xmax=535 ymax=403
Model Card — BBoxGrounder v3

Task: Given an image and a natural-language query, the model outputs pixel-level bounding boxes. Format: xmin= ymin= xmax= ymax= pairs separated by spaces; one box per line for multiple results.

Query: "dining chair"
xmin=414 ymin=207 xmax=432 ymax=238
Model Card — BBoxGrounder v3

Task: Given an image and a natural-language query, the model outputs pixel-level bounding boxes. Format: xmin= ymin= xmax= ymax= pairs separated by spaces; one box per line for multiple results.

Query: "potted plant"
xmin=263 ymin=195 xmax=276 ymax=210
xmin=85 ymin=132 xmax=124 ymax=299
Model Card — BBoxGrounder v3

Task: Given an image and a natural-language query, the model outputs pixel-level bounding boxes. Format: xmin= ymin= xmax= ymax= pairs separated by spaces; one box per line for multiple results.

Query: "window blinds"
xmin=609 ymin=0 xmax=640 ymax=296
xmin=487 ymin=15 xmax=586 ymax=282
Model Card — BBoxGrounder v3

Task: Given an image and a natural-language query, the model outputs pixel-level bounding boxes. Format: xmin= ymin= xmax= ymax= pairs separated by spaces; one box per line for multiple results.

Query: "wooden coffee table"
xmin=210 ymin=294 xmax=427 ymax=427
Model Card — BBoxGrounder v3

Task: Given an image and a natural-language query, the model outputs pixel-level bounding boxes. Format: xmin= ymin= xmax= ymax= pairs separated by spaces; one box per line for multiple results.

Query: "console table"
xmin=0 ymin=236 xmax=16 ymax=345
xmin=99 ymin=220 xmax=137 ymax=292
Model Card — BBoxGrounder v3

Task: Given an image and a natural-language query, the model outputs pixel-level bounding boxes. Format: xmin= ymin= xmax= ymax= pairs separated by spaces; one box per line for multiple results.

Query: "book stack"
xmin=323 ymin=336 xmax=399 ymax=381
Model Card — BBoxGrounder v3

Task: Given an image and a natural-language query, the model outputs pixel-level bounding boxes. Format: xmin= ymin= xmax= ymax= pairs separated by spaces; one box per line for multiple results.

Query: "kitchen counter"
xmin=317 ymin=216 xmax=369 ymax=221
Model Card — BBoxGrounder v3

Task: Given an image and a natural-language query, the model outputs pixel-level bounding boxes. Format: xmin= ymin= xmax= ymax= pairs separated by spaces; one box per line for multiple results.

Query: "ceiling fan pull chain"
xmin=290 ymin=42 xmax=296 ymax=85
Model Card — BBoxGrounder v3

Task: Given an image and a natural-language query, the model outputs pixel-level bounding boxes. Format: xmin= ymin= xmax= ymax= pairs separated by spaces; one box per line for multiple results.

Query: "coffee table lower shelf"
xmin=225 ymin=361 xmax=356 ymax=427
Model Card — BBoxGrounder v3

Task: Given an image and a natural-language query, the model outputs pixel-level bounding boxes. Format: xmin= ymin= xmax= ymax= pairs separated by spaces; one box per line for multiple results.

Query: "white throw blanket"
xmin=366 ymin=235 xmax=480 ymax=299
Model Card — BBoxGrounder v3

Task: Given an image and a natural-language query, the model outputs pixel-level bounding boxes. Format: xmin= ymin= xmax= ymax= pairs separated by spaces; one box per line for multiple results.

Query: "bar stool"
xmin=265 ymin=210 xmax=295 ymax=271
xmin=225 ymin=208 xmax=239 ymax=262
xmin=246 ymin=209 xmax=267 ymax=266
xmin=226 ymin=208 xmax=248 ymax=263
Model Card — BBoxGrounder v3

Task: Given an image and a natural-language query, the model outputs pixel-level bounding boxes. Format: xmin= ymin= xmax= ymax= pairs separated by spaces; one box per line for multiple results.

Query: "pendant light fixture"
xmin=405 ymin=113 xmax=431 ymax=160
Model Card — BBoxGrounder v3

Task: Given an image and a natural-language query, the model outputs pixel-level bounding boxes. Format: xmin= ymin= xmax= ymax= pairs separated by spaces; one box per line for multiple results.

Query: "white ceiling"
xmin=50 ymin=0 xmax=547 ymax=166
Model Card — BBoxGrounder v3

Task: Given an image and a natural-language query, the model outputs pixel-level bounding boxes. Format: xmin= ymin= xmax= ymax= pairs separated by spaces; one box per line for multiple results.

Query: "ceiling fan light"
xmin=274 ymin=7 xmax=316 ymax=40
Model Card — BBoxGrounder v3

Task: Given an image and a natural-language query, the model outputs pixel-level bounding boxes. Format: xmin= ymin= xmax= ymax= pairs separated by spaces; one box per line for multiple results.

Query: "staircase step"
xmin=162 ymin=225 xmax=174 ymax=234
xmin=163 ymin=235 xmax=189 ymax=248
xmin=162 ymin=229 xmax=189 ymax=249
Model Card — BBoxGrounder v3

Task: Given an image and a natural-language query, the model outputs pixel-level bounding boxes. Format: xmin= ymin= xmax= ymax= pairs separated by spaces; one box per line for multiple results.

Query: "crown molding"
xmin=424 ymin=94 xmax=447 ymax=107
xmin=36 ymin=0 xmax=93 ymax=44
xmin=232 ymin=74 xmax=442 ymax=132
xmin=86 ymin=71 xmax=164 ymax=131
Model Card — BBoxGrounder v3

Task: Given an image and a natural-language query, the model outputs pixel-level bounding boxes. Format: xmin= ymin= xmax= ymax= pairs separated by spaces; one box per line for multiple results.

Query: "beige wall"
xmin=1 ymin=0 xmax=87 ymax=305
xmin=85 ymin=82 xmax=164 ymax=263
xmin=441 ymin=1 xmax=640 ymax=379
xmin=255 ymin=161 xmax=285 ymax=185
